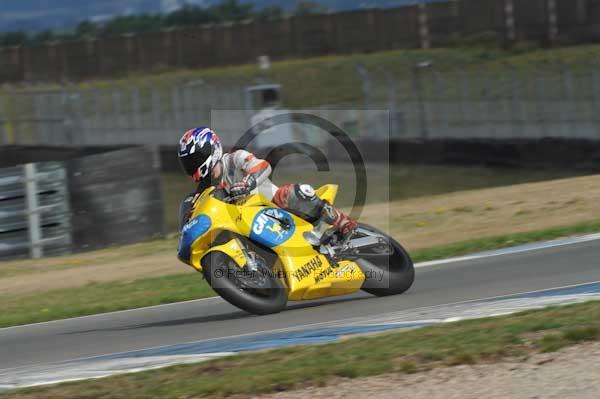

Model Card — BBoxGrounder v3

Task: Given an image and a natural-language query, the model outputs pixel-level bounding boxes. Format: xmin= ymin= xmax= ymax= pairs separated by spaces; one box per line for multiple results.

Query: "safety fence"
xmin=0 ymin=83 xmax=247 ymax=147
xmin=3 ymin=68 xmax=600 ymax=146
xmin=359 ymin=67 xmax=600 ymax=139
xmin=0 ymin=0 xmax=598 ymax=83
xmin=0 ymin=162 xmax=71 ymax=259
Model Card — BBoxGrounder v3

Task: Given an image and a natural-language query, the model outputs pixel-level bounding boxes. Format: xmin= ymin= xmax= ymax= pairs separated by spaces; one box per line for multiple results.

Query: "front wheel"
xmin=354 ymin=224 xmax=415 ymax=297
xmin=202 ymin=251 xmax=288 ymax=315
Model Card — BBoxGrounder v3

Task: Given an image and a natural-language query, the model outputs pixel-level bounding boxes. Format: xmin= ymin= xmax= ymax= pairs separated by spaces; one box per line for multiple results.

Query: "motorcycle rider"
xmin=177 ymin=127 xmax=357 ymax=235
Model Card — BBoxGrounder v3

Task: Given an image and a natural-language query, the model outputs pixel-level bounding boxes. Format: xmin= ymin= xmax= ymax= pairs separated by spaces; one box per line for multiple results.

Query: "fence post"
xmin=576 ymin=0 xmax=587 ymax=25
xmin=418 ymin=3 xmax=431 ymax=49
xmin=32 ymin=93 xmax=45 ymax=144
xmin=1 ymin=93 xmax=16 ymax=144
xmin=534 ymin=71 xmax=548 ymax=138
xmin=0 ymin=94 xmax=5 ymax=145
xmin=558 ymin=70 xmax=569 ymax=137
xmin=172 ymin=86 xmax=183 ymax=130
xmin=547 ymin=0 xmax=558 ymax=42
xmin=484 ymin=73 xmax=497 ymax=138
xmin=433 ymin=73 xmax=449 ymax=137
xmin=386 ymin=72 xmax=399 ymax=137
xmin=564 ymin=71 xmax=577 ymax=137
xmin=509 ymin=70 xmax=521 ymax=137
xmin=504 ymin=0 xmax=516 ymax=43
xmin=412 ymin=65 xmax=429 ymax=139
xmin=132 ymin=88 xmax=142 ymax=136
xmin=355 ymin=64 xmax=372 ymax=110
xmin=458 ymin=70 xmax=468 ymax=132
xmin=592 ymin=70 xmax=599 ymax=138
xmin=24 ymin=163 xmax=42 ymax=259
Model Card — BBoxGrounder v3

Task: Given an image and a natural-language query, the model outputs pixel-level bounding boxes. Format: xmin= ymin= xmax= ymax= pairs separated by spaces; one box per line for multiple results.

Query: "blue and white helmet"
xmin=178 ymin=127 xmax=223 ymax=182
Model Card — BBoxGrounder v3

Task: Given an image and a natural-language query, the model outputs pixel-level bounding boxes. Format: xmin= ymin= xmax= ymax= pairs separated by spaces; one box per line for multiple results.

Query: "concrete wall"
xmin=66 ymin=146 xmax=165 ymax=251
xmin=0 ymin=145 xmax=165 ymax=252
xmin=2 ymin=0 xmax=600 ymax=83
xmin=326 ymin=138 xmax=600 ymax=170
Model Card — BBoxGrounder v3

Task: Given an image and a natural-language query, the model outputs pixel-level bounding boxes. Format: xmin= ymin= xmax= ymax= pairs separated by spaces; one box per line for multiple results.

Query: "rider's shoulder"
xmin=231 ymin=149 xmax=256 ymax=163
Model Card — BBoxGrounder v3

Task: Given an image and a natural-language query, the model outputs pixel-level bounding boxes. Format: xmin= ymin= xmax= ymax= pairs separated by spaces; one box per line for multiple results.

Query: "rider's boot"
xmin=273 ymin=183 xmax=357 ymax=237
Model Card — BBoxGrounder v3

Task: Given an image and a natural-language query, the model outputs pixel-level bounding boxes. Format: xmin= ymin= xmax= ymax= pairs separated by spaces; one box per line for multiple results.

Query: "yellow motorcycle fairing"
xmin=315 ymin=184 xmax=338 ymax=204
xmin=179 ymin=185 xmax=365 ymax=301
xmin=202 ymin=237 xmax=248 ymax=269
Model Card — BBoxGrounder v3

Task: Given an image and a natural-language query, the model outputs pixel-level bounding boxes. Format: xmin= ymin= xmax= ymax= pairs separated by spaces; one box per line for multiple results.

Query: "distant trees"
xmin=101 ymin=14 xmax=164 ymax=37
xmin=0 ymin=0 xmax=328 ymax=46
xmin=294 ymin=0 xmax=328 ymax=16
xmin=256 ymin=6 xmax=285 ymax=21
xmin=0 ymin=31 xmax=28 ymax=46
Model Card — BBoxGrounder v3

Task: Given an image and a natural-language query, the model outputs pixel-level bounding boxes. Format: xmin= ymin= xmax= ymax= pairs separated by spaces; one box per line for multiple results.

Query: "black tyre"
xmin=356 ymin=224 xmax=415 ymax=296
xmin=202 ymin=251 xmax=288 ymax=315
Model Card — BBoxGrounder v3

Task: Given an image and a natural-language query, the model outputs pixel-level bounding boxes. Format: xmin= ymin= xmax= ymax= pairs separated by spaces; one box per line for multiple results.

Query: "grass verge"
xmin=5 ymin=300 xmax=600 ymax=398
xmin=0 ymin=274 xmax=214 ymax=328
xmin=14 ymin=44 xmax=600 ymax=107
xmin=410 ymin=219 xmax=600 ymax=263
xmin=0 ymin=238 xmax=179 ymax=280
xmin=1 ymin=220 xmax=600 ymax=328
xmin=163 ymin=166 xmax=585 ymax=233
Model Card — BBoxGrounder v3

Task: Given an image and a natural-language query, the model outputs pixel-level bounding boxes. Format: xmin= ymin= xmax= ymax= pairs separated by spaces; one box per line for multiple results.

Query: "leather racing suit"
xmin=180 ymin=150 xmax=356 ymax=235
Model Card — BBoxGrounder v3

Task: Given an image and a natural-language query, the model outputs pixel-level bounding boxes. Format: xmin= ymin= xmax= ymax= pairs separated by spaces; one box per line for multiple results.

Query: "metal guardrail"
xmin=0 ymin=162 xmax=71 ymax=260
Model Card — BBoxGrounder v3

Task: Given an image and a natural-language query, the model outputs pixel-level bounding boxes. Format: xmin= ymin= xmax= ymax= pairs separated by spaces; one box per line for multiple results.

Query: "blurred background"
xmin=1 ymin=0 xmax=599 ymax=259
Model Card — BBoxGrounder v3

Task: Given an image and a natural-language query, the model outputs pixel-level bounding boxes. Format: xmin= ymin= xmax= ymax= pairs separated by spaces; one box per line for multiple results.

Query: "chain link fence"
xmin=359 ymin=66 xmax=600 ymax=139
xmin=2 ymin=67 xmax=600 ymax=146
xmin=0 ymin=83 xmax=247 ymax=147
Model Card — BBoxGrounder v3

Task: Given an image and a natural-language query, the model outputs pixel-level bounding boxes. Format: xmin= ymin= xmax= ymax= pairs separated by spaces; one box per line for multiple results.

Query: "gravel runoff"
xmin=261 ymin=341 xmax=600 ymax=399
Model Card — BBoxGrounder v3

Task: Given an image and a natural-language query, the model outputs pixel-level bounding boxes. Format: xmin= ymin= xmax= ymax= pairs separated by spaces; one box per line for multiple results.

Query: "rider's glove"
xmin=229 ymin=175 xmax=257 ymax=202
xmin=243 ymin=175 xmax=257 ymax=191
xmin=321 ymin=204 xmax=357 ymax=235
xmin=334 ymin=213 xmax=358 ymax=235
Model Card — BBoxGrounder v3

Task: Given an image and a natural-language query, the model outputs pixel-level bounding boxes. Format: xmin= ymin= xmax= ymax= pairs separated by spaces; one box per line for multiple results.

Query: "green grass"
xmin=5 ymin=300 xmax=600 ymax=399
xmin=0 ymin=237 xmax=179 ymax=279
xmin=0 ymin=274 xmax=214 ymax=328
xmin=410 ymin=220 xmax=600 ymax=263
xmin=6 ymin=44 xmax=600 ymax=119
xmin=2 ymin=219 xmax=600 ymax=328
xmin=41 ymin=44 xmax=600 ymax=103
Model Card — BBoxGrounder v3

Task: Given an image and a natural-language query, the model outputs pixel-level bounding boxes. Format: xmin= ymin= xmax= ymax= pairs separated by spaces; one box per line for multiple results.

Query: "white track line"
xmin=416 ymin=232 xmax=600 ymax=268
xmin=6 ymin=278 xmax=596 ymax=375
xmin=0 ymin=296 xmax=223 ymax=332
xmin=2 ymin=232 xmax=600 ymax=332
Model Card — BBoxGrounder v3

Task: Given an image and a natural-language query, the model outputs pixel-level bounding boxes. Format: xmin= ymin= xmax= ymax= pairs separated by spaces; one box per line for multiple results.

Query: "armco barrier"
xmin=0 ymin=162 xmax=71 ymax=259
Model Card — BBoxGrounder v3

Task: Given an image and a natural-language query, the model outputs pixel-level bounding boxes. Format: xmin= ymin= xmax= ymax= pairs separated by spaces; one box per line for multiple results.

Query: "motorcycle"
xmin=178 ymin=184 xmax=414 ymax=315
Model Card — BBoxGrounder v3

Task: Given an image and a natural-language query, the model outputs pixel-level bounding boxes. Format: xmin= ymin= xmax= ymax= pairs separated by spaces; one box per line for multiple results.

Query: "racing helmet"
xmin=178 ymin=127 xmax=223 ymax=182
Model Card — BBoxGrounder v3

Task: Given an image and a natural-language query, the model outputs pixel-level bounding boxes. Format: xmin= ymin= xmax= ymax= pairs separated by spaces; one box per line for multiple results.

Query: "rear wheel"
xmin=202 ymin=250 xmax=288 ymax=315
xmin=354 ymin=224 xmax=415 ymax=296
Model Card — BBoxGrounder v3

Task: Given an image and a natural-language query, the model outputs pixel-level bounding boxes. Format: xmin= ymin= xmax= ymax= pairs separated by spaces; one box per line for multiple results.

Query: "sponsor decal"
xmin=314 ymin=262 xmax=341 ymax=284
xmin=292 ymin=256 xmax=323 ymax=281
xmin=178 ymin=214 xmax=212 ymax=261
xmin=250 ymin=208 xmax=295 ymax=248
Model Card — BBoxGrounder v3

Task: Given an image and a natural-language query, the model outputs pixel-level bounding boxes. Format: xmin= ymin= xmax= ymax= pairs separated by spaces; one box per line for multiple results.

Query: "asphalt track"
xmin=1 ymin=236 xmax=599 ymax=373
